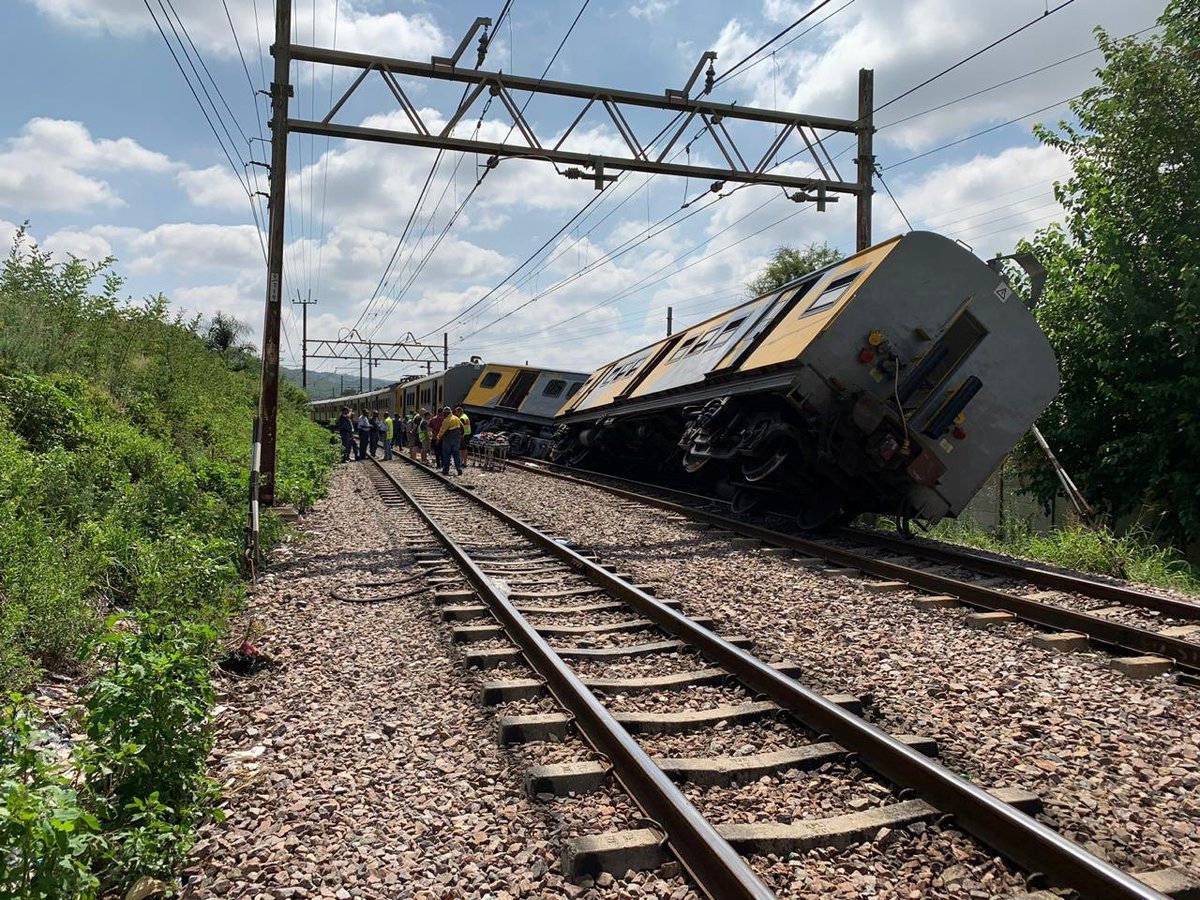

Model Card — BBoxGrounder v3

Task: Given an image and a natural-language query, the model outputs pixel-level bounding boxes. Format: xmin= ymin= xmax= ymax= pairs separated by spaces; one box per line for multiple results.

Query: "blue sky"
xmin=0 ymin=0 xmax=1162 ymax=382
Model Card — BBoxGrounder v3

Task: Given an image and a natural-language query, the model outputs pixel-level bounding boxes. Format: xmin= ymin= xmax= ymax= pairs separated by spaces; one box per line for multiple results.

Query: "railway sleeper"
xmin=479 ymin=661 xmax=812 ymax=704
xmin=498 ymin=697 xmax=860 ymax=744
xmin=462 ymin=637 xmax=754 ymax=668
xmin=443 ymin=598 xmax=682 ymax=622
xmin=562 ymin=786 xmax=1040 ymax=879
xmin=524 ymin=734 xmax=938 ymax=796
xmin=1017 ymin=867 xmax=1200 ymax=900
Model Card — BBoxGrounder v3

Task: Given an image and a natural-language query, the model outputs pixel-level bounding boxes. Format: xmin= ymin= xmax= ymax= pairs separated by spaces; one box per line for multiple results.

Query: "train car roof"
xmin=481 ymin=361 xmax=591 ymax=379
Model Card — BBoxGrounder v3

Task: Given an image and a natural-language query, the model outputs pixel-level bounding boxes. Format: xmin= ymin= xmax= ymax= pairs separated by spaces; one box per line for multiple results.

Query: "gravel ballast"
xmin=184 ymin=463 xmax=697 ymax=899
xmin=466 ymin=464 xmax=1200 ymax=882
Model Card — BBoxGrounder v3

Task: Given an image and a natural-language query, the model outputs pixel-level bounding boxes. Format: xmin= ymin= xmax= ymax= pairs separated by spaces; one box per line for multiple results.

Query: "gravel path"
xmin=183 ymin=463 xmax=697 ymax=900
xmin=467 ymin=465 xmax=1200 ymax=881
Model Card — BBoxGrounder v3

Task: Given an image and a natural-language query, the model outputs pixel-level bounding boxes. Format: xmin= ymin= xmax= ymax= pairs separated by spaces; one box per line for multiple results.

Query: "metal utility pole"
xmin=292 ymin=289 xmax=318 ymax=388
xmin=255 ymin=0 xmax=293 ymax=507
xmin=358 ymin=358 xmax=363 ymax=392
xmin=443 ymin=332 xmax=449 ymax=371
xmin=855 ymin=68 xmax=875 ymax=252
xmin=667 ymin=306 xmax=673 ymax=336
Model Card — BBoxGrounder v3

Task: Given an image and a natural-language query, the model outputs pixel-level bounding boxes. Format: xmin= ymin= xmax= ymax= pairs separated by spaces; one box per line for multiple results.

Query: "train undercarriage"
xmin=552 ymin=389 xmax=942 ymax=529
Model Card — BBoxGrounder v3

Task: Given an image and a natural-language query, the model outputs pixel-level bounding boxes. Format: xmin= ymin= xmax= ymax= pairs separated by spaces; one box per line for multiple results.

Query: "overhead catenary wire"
xmin=874 ymin=0 xmax=1079 ymax=113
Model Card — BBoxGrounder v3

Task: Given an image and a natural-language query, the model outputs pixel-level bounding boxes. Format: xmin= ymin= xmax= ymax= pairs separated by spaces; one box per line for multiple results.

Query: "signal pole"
xmin=292 ymin=289 xmax=317 ymax=388
xmin=666 ymin=306 xmax=673 ymax=336
xmin=256 ymin=0 xmax=292 ymax=507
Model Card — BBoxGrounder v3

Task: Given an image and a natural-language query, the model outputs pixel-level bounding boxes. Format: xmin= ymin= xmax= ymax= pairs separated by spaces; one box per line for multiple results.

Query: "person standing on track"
xmin=355 ymin=410 xmax=371 ymax=461
xmin=428 ymin=407 xmax=446 ymax=469
xmin=437 ymin=405 xmax=465 ymax=476
xmin=407 ymin=413 xmax=419 ymax=459
xmin=383 ymin=411 xmax=394 ymax=461
xmin=336 ymin=406 xmax=354 ymax=463
xmin=453 ymin=405 xmax=471 ymax=467
xmin=367 ymin=410 xmax=381 ymax=458
xmin=417 ymin=409 xmax=432 ymax=464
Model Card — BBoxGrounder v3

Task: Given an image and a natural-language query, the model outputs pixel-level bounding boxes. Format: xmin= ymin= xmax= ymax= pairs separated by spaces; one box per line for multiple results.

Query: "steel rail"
xmin=504 ymin=459 xmax=1200 ymax=673
xmin=510 ymin=458 xmax=1197 ymax=616
xmin=841 ymin=526 xmax=1200 ymax=620
xmin=383 ymin=456 xmax=1166 ymax=899
xmin=371 ymin=458 xmax=775 ymax=900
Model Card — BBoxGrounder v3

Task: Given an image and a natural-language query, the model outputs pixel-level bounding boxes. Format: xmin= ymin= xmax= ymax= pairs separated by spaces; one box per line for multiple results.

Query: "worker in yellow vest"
xmin=454 ymin=405 xmax=471 ymax=466
xmin=383 ymin=412 xmax=395 ymax=460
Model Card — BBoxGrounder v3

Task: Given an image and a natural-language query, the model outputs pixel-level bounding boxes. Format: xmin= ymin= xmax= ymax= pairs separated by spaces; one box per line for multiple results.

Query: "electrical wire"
xmin=711 ymin=0 xmax=836 ymax=87
xmin=875 ymin=0 xmax=1079 ymax=113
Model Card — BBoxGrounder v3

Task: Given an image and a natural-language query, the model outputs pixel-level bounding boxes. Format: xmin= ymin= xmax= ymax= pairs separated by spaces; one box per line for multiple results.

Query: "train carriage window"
xmin=542 ymin=379 xmax=566 ymax=398
xmin=708 ymin=317 xmax=746 ymax=349
xmin=669 ymin=337 xmax=697 ymax=361
xmin=902 ymin=311 xmax=988 ymax=418
xmin=566 ymin=381 xmax=583 ymax=399
xmin=480 ymin=371 xmax=501 ymax=389
xmin=689 ymin=327 xmax=721 ymax=355
xmin=800 ymin=269 xmax=864 ymax=318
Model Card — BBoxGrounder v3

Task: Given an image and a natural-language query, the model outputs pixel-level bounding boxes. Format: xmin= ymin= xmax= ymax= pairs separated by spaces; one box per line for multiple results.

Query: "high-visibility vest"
xmin=385 ymin=417 xmax=394 ymax=439
xmin=460 ymin=414 xmax=471 ymax=436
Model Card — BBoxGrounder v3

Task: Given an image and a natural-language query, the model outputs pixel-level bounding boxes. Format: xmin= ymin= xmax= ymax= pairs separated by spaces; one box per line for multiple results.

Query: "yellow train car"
xmin=553 ymin=231 xmax=1059 ymax=528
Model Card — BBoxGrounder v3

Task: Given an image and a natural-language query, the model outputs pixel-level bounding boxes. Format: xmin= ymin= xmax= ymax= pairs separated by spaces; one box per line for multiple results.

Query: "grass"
xmin=919 ymin=516 xmax=1200 ymax=595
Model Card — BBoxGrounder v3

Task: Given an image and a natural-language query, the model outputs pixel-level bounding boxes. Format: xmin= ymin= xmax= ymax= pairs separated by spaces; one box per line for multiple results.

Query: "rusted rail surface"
xmin=378 ymin=456 xmax=1169 ymax=899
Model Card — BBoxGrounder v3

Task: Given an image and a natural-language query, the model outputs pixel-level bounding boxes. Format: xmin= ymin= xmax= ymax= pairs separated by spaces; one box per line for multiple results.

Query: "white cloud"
xmin=630 ymin=0 xmax=677 ymax=21
xmin=877 ymin=144 xmax=1070 ymax=254
xmin=0 ymin=118 xmax=175 ymax=213
xmin=711 ymin=0 xmax=1156 ymax=153
xmin=94 ymin=222 xmax=264 ymax=275
xmin=177 ymin=165 xmax=251 ymax=210
xmin=29 ymin=0 xmax=445 ymax=59
xmin=42 ymin=228 xmax=115 ymax=260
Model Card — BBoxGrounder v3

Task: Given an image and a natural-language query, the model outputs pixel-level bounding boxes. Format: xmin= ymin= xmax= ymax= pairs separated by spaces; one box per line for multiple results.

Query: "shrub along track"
xmin=371 ymin=454 xmax=1183 ymax=900
xmin=503 ymin=459 xmax=1200 ymax=682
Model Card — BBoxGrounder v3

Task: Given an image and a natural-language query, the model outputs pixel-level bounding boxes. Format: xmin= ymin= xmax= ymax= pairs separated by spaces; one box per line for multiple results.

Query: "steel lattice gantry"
xmin=254 ymin=0 xmax=874 ymax=507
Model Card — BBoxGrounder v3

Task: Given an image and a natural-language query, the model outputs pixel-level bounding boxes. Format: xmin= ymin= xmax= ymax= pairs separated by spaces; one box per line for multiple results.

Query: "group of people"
xmin=335 ymin=405 xmax=472 ymax=476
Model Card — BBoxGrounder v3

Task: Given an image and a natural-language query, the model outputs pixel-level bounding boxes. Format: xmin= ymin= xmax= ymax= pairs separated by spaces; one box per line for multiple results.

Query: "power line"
xmin=875 ymin=0 xmax=1079 ymax=113
xmin=884 ymin=93 xmax=1081 ymax=170
xmin=711 ymin=0 xmax=836 ymax=87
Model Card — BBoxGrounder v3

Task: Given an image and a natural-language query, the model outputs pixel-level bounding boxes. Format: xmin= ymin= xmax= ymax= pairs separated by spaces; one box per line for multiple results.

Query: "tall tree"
xmin=746 ymin=242 xmax=842 ymax=296
xmin=1023 ymin=1 xmax=1199 ymax=546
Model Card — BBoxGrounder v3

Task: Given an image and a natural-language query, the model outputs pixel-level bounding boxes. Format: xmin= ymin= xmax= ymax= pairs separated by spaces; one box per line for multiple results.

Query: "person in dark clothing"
xmin=335 ymin=407 xmax=355 ymax=462
xmin=368 ymin=410 xmax=381 ymax=458
xmin=355 ymin=410 xmax=370 ymax=461
xmin=427 ymin=409 xmax=446 ymax=469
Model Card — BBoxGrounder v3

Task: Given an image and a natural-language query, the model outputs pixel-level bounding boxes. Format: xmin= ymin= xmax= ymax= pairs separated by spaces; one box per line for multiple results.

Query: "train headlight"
xmin=868 ymin=330 xmax=885 ymax=347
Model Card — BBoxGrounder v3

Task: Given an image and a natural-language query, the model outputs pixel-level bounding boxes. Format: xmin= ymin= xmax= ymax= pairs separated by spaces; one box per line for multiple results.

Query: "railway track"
xmin=502 ymin=458 xmax=1200 ymax=682
xmin=364 ymin=455 xmax=1174 ymax=900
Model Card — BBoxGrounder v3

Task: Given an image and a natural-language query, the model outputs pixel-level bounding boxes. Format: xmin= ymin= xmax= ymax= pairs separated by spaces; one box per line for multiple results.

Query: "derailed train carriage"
xmin=309 ymin=361 xmax=588 ymax=457
xmin=551 ymin=231 xmax=1059 ymax=528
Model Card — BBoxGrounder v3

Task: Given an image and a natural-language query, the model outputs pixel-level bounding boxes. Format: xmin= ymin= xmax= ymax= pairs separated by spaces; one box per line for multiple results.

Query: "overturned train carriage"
xmin=552 ymin=231 xmax=1059 ymax=527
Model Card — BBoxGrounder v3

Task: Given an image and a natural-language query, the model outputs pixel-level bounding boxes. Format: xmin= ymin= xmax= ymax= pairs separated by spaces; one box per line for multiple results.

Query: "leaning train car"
xmin=461 ymin=363 xmax=589 ymax=457
xmin=309 ymin=384 xmax=398 ymax=424
xmin=395 ymin=361 xmax=485 ymax=418
xmin=552 ymin=231 xmax=1059 ymax=528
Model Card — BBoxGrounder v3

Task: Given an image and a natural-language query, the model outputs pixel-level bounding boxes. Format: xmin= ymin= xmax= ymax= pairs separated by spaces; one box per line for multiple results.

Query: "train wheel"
xmin=730 ymin=488 xmax=761 ymax=515
xmin=682 ymin=451 xmax=709 ymax=473
xmin=795 ymin=493 xmax=844 ymax=531
xmin=741 ymin=440 xmax=789 ymax=483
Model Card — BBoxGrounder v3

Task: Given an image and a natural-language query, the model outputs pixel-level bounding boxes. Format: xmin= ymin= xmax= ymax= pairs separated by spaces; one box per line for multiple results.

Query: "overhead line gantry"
xmin=255 ymin=0 xmax=874 ymax=505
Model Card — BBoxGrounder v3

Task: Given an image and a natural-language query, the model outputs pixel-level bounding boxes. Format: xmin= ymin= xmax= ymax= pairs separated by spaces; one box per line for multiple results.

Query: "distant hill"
xmin=281 ymin=366 xmax=362 ymax=400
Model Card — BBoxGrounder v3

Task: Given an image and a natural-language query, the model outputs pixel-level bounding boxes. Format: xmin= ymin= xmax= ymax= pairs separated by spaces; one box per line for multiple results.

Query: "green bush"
xmin=0 ymin=229 xmax=337 ymax=892
xmin=79 ymin=617 xmax=220 ymax=888
xmin=0 ymin=697 xmax=101 ymax=899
